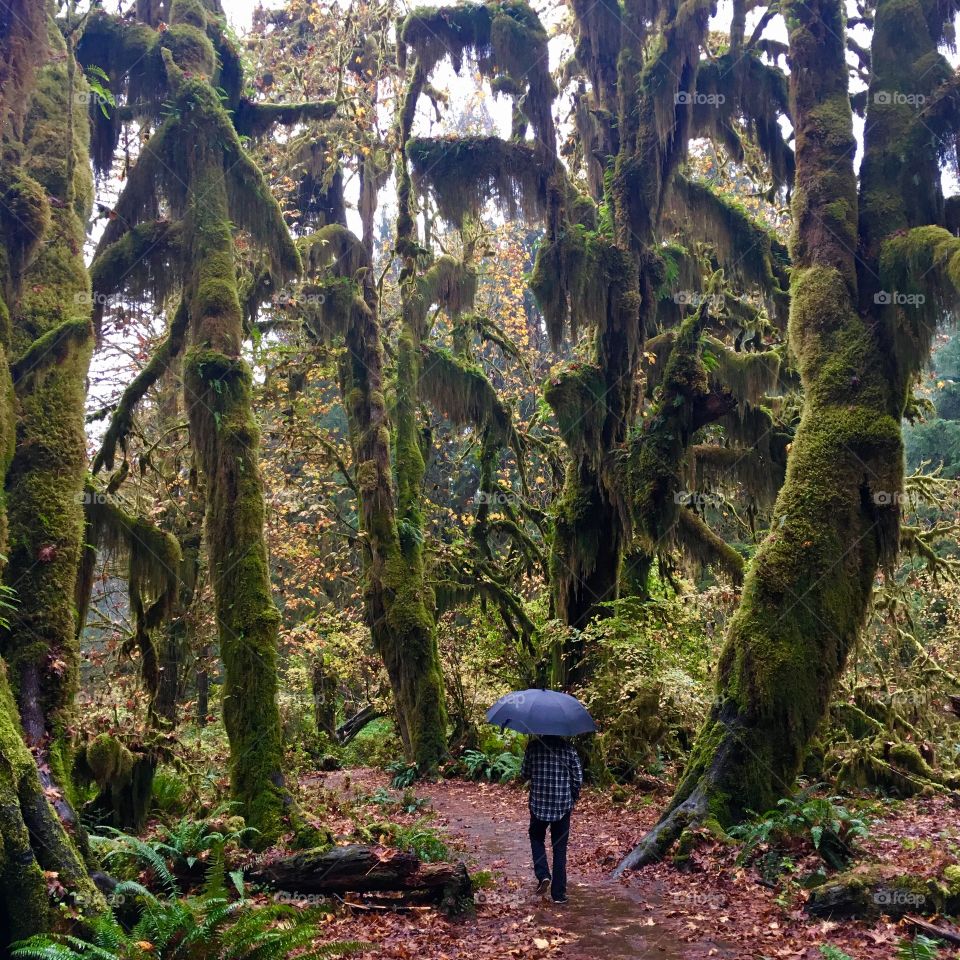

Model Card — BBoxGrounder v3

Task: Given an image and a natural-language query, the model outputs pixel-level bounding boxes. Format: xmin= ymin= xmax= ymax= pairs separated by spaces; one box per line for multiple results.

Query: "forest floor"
xmin=293 ymin=769 xmax=960 ymax=960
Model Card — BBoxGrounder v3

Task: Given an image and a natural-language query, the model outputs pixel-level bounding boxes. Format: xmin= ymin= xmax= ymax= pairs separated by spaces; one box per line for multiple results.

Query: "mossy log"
xmin=250 ymin=845 xmax=473 ymax=915
xmin=806 ymin=864 xmax=960 ymax=920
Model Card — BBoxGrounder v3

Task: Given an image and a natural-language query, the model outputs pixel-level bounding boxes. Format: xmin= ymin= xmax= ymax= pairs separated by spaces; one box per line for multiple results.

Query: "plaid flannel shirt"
xmin=521 ymin=739 xmax=583 ymax=822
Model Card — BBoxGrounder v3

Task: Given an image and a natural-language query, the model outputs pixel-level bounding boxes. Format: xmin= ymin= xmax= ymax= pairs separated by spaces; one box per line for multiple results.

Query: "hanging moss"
xmin=675 ymin=508 xmax=744 ymax=584
xmin=878 ymin=224 xmax=960 ymax=379
xmin=543 ymin=362 xmax=607 ymax=464
xmin=667 ymin=176 xmax=790 ymax=323
xmin=419 ymin=343 xmax=513 ymax=445
xmin=705 ymin=338 xmax=782 ymax=407
xmin=692 ymin=52 xmax=795 ymax=192
xmin=90 ymin=219 xmax=183 ymax=337
xmin=402 ymin=0 xmax=555 ymax=143
xmin=402 ymin=3 xmax=493 ymax=74
xmin=406 ymin=136 xmax=548 ymax=227
xmin=407 ymin=255 xmax=479 ymax=336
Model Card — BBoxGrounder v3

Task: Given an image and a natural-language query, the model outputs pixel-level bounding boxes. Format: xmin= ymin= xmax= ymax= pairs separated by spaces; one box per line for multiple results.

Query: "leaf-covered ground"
xmin=288 ymin=770 xmax=960 ymax=959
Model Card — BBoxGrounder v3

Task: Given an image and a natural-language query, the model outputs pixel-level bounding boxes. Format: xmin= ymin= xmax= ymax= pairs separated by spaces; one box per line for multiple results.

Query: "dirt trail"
xmin=320 ymin=770 xmax=734 ymax=959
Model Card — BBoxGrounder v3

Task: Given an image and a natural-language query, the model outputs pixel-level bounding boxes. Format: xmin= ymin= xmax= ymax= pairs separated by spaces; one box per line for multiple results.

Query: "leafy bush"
xmin=461 ymin=749 xmax=522 ymax=783
xmin=730 ymin=789 xmax=871 ymax=870
xmin=386 ymin=760 xmax=418 ymax=789
xmin=576 ymin=593 xmax=719 ymax=781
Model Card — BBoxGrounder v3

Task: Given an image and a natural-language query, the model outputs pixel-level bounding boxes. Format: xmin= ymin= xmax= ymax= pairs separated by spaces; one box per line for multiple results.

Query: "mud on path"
xmin=307 ymin=769 xmax=734 ymax=960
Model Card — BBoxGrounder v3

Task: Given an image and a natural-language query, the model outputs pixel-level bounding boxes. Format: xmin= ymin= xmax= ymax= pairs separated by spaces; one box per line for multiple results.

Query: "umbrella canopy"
xmin=486 ymin=689 xmax=596 ymax=736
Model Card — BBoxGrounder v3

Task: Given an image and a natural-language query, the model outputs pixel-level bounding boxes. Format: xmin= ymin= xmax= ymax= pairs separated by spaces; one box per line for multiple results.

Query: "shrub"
xmin=461 ymin=748 xmax=522 ymax=783
xmin=730 ymin=788 xmax=871 ymax=871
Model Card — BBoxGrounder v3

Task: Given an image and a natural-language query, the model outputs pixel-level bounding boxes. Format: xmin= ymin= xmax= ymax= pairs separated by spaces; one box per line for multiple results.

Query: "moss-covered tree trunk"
xmin=617 ymin=0 xmax=901 ymax=870
xmin=180 ymin=116 xmax=288 ymax=839
xmin=1 ymin=11 xmax=95 ymax=827
xmin=0 ymin=2 xmax=105 ymax=940
xmin=348 ymin=269 xmax=446 ymax=769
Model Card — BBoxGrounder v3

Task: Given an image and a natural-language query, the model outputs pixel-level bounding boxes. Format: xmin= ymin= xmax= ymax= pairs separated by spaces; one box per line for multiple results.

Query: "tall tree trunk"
xmin=2 ymin=7 xmax=95 ymax=827
xmin=0 ymin=2 xmax=104 ymax=941
xmin=182 ymin=136 xmax=288 ymax=839
xmin=617 ymin=0 xmax=900 ymax=870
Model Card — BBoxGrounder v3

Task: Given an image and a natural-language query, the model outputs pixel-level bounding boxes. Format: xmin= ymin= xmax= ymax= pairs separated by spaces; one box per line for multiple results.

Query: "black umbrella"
xmin=486 ymin=688 xmax=596 ymax=736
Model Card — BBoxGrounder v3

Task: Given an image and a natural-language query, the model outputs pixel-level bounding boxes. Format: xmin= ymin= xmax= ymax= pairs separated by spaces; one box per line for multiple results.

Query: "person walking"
xmin=521 ymin=734 xmax=583 ymax=904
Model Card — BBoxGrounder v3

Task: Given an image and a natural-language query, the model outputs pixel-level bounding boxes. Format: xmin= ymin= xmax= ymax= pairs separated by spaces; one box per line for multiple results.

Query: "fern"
xmin=897 ymin=935 xmax=943 ymax=960
xmin=91 ymin=829 xmax=179 ymax=895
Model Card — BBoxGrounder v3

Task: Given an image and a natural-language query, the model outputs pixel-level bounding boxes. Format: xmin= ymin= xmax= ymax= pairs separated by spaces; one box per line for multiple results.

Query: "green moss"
xmin=160 ymin=24 xmax=217 ymax=79
xmin=419 ymin=344 xmax=513 ymax=445
xmin=169 ymin=0 xmax=208 ymax=28
xmin=406 ymin=136 xmax=547 ymax=227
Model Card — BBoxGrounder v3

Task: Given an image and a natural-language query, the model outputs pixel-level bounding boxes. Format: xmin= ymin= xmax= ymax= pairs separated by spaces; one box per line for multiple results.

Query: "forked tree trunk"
xmin=618 ymin=0 xmax=902 ymax=870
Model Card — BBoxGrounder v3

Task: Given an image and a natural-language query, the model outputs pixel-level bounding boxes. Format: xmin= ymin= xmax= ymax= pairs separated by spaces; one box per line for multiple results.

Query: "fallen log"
xmin=336 ymin=705 xmax=382 ymax=744
xmin=806 ymin=864 xmax=960 ymax=920
xmin=905 ymin=915 xmax=960 ymax=946
xmin=250 ymin=844 xmax=473 ymax=916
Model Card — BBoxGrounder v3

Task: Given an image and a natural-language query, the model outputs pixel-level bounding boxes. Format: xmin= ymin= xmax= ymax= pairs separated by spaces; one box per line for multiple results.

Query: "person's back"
xmin=521 ymin=736 xmax=583 ymax=903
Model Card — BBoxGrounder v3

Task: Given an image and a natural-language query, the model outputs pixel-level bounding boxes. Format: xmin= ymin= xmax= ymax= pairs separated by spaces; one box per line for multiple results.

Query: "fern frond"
xmin=96 ymin=828 xmax=180 ymax=896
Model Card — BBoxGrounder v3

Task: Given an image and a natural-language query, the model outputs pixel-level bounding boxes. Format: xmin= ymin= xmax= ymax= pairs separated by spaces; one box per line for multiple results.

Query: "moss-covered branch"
xmin=418 ymin=343 xmax=513 ymax=446
xmin=675 ymin=507 xmax=744 ymax=584
xmin=406 ymin=136 xmax=548 ymax=227
xmin=234 ymin=98 xmax=337 ymax=138
xmin=92 ymin=299 xmax=188 ymax=473
xmin=10 ymin=317 xmax=91 ymax=386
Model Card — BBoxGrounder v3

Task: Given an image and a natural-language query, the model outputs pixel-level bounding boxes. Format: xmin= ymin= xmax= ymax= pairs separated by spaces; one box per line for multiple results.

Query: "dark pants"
xmin=529 ymin=810 xmax=570 ymax=900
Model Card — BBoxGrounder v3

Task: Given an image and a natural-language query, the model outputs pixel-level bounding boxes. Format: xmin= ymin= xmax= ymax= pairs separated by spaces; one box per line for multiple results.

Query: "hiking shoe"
xmin=536 ymin=878 xmax=550 ymax=896
xmin=552 ymin=895 xmax=568 ymax=904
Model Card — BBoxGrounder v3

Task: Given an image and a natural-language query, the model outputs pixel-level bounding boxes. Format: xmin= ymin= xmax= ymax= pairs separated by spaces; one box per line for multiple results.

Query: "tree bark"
xmin=0 ymin=5 xmax=105 ymax=942
xmin=182 ymin=138 xmax=288 ymax=841
xmin=617 ymin=0 xmax=899 ymax=872
xmin=1 ymin=10 xmax=95 ymax=821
